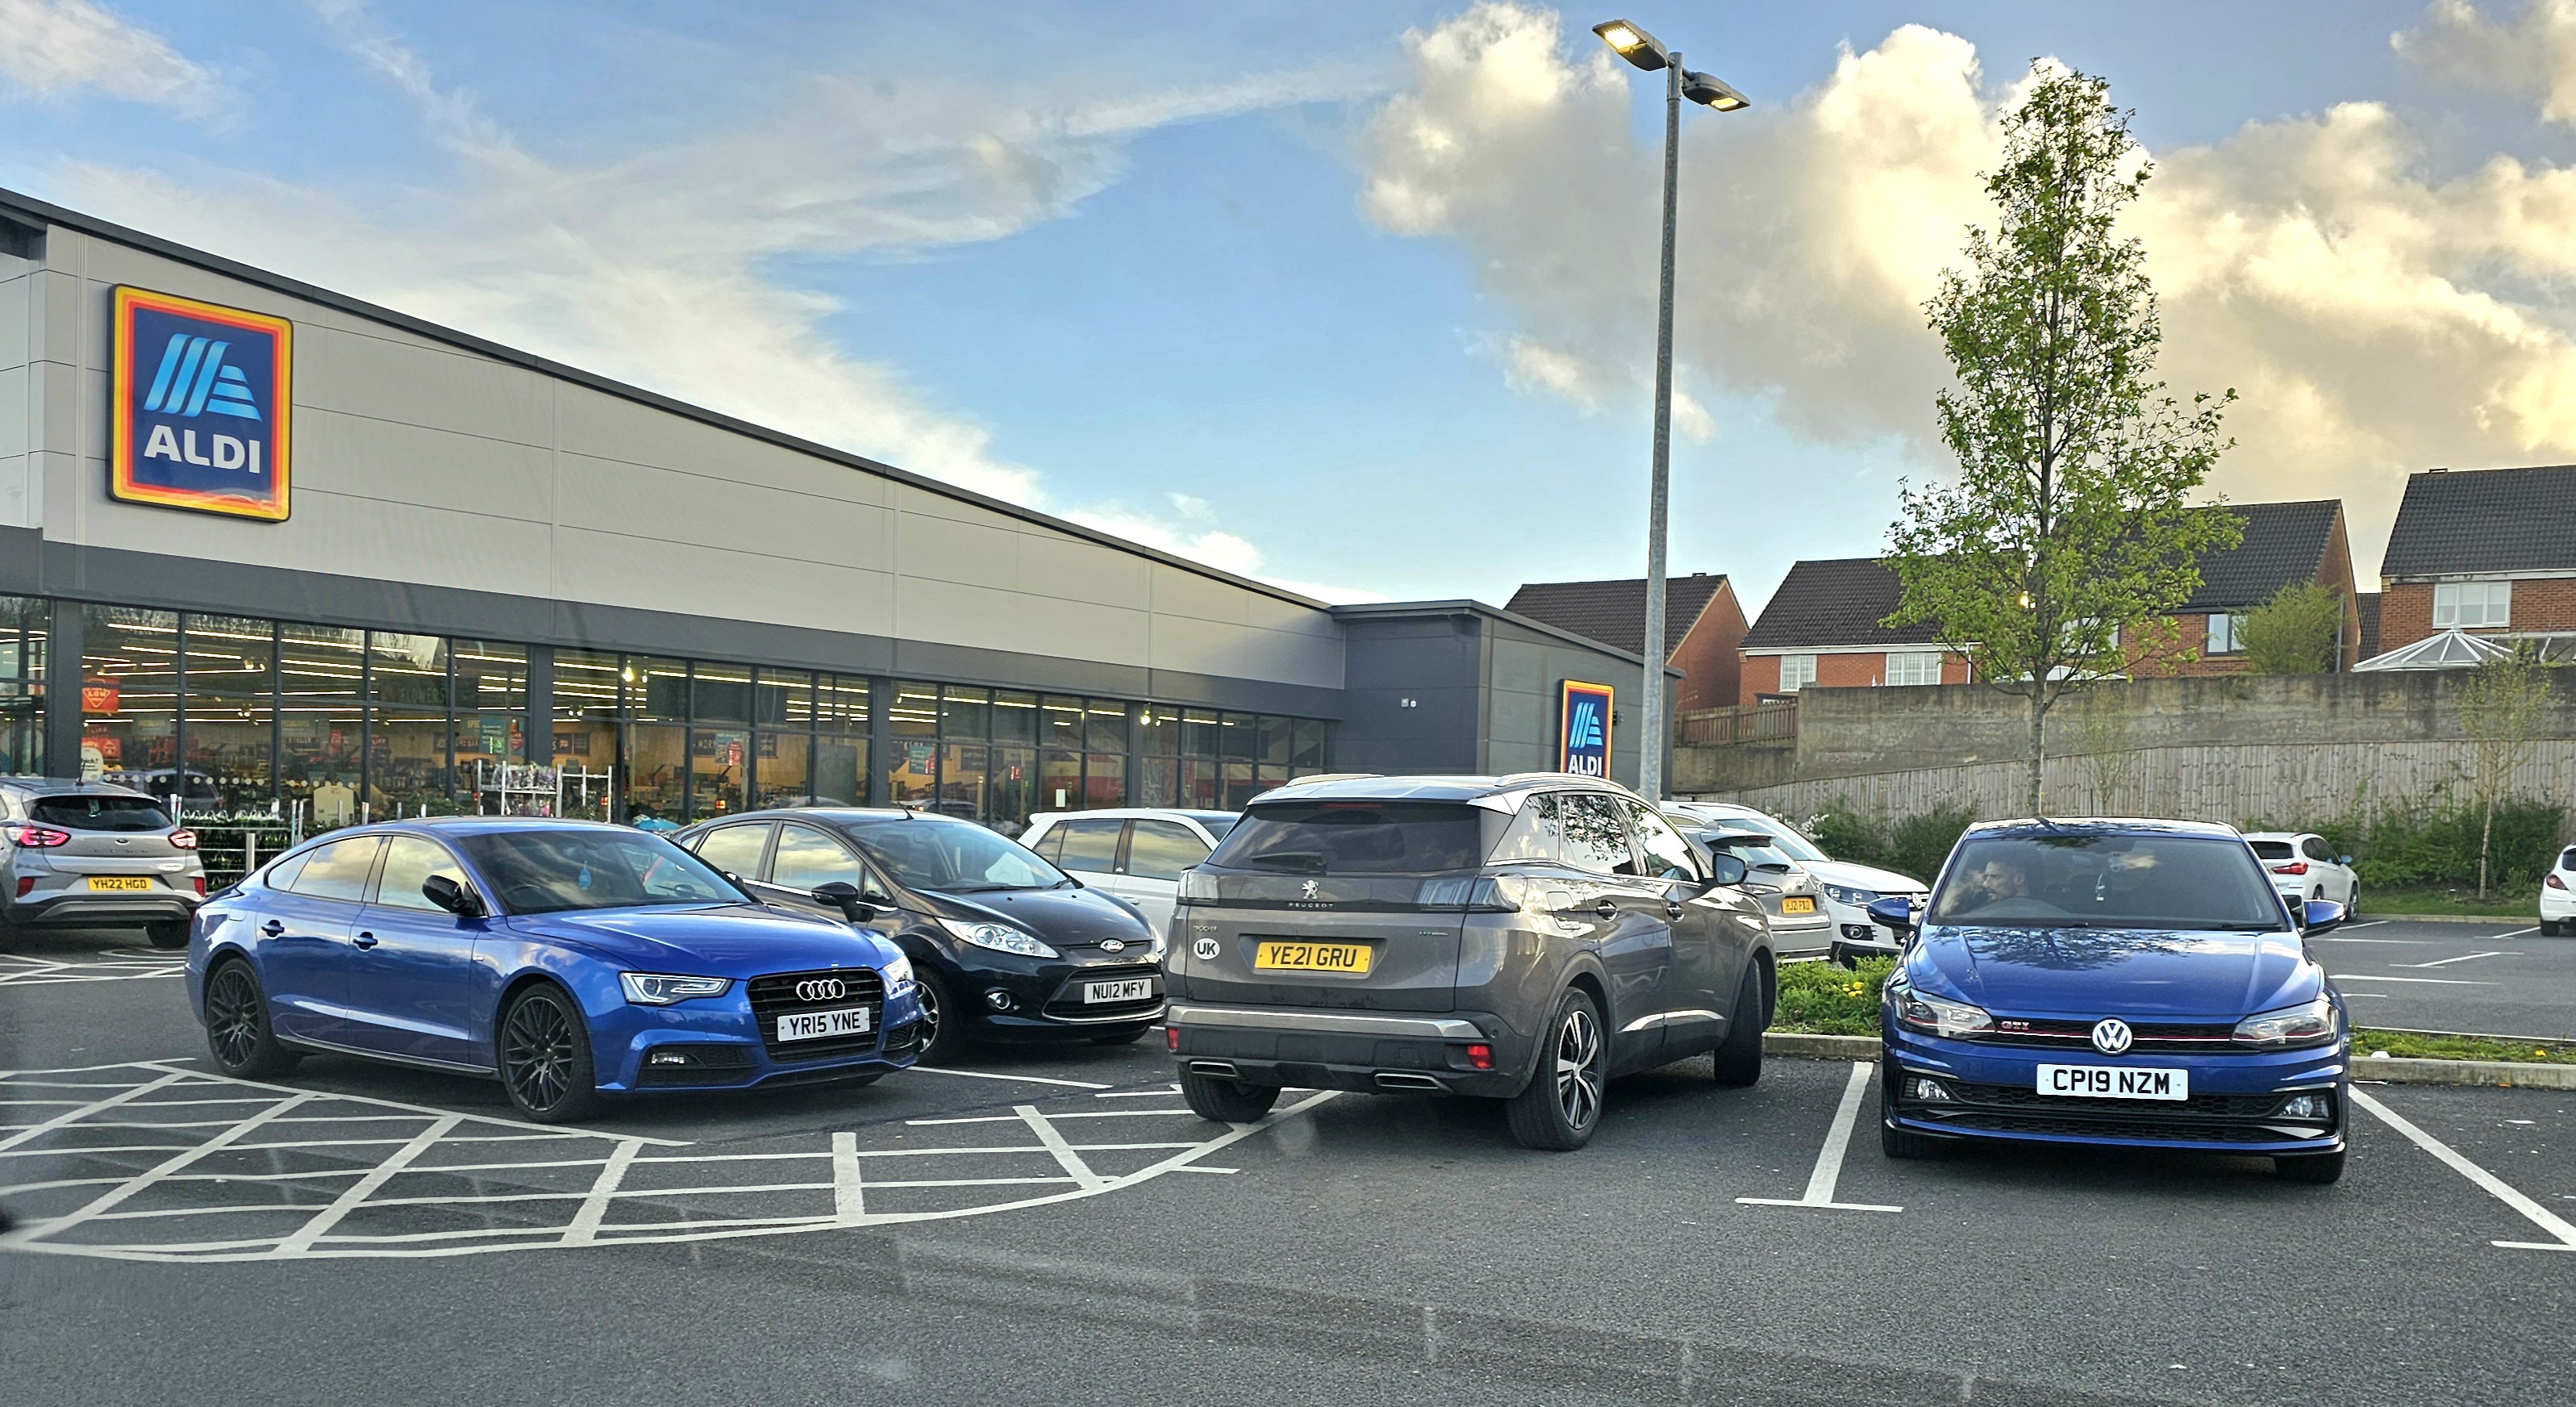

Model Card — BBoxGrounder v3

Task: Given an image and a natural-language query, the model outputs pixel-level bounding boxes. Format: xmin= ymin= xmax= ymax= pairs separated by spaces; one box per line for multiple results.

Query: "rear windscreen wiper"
xmin=1242 ymin=850 xmax=1327 ymax=875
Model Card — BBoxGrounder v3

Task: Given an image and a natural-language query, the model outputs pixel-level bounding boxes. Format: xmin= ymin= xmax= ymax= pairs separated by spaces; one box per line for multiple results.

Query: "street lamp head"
xmin=1681 ymin=70 xmax=1751 ymax=111
xmin=1593 ymin=18 xmax=1670 ymax=71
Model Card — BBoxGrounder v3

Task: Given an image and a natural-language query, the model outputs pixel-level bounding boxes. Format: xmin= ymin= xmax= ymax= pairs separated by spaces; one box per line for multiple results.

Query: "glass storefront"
xmin=16 ymin=595 xmax=1330 ymax=833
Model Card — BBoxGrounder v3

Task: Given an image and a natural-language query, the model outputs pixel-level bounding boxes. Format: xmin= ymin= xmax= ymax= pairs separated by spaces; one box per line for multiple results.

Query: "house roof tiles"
xmin=2381 ymin=465 xmax=2576 ymax=577
xmin=1504 ymin=574 xmax=1731 ymax=659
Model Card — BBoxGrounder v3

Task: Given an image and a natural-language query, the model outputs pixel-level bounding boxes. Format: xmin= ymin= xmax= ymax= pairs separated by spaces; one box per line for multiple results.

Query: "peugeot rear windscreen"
xmin=1207 ymin=801 xmax=1485 ymax=875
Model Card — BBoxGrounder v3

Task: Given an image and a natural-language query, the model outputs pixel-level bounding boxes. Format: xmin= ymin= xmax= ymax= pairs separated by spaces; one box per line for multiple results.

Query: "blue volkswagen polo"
xmin=185 ymin=817 xmax=921 ymax=1121
xmin=1869 ymin=819 xmax=2350 ymax=1183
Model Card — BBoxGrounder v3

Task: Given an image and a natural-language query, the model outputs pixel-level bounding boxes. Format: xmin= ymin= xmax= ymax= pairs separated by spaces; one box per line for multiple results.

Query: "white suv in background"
xmin=2242 ymin=832 xmax=2361 ymax=914
xmin=1021 ymin=809 xmax=1239 ymax=934
xmin=2540 ymin=847 xmax=2575 ymax=936
xmin=1666 ymin=801 xmax=1930 ymax=966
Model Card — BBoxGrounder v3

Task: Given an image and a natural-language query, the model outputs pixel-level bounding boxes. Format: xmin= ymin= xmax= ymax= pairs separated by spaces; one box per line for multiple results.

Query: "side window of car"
xmin=1621 ymin=800 xmax=1701 ymax=881
xmin=373 ymin=837 xmax=470 ymax=912
xmin=1554 ymin=794 xmax=1636 ymax=876
xmin=1125 ymin=820 xmax=1212 ymax=882
xmin=693 ymin=823 xmax=773 ymax=880
xmin=1027 ymin=827 xmax=1065 ymax=862
xmin=2302 ymin=837 xmax=2332 ymax=862
xmin=261 ymin=850 xmax=311 ymax=892
xmin=770 ymin=825 xmax=861 ymax=891
xmin=281 ymin=837 xmax=383 ymax=904
xmin=1487 ymin=795 xmax=1570 ymax=866
xmin=1053 ymin=819 xmax=1123 ymax=875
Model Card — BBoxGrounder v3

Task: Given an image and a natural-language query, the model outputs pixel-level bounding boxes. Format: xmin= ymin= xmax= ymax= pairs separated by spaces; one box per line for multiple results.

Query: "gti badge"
xmin=1191 ymin=936 xmax=1220 ymax=961
xmin=2090 ymin=1017 xmax=2134 ymax=1055
xmin=1300 ymin=879 xmax=1319 ymax=900
xmin=1098 ymin=938 xmax=1127 ymax=954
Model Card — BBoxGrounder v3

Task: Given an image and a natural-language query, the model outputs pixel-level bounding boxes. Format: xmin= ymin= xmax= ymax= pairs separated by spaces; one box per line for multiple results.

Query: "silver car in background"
xmin=1669 ymin=818 xmax=1835 ymax=956
xmin=0 ymin=779 xmax=206 ymax=948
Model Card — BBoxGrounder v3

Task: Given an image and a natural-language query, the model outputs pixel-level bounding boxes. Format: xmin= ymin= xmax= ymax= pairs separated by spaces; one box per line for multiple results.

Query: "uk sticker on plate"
xmin=2038 ymin=1064 xmax=2188 ymax=1100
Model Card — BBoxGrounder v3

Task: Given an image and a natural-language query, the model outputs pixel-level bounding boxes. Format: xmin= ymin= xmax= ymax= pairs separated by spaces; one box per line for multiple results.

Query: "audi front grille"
xmin=747 ymin=967 xmax=889 ymax=1062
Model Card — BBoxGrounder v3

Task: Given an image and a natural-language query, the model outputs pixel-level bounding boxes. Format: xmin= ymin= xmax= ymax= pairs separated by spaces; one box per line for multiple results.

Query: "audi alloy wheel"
xmin=499 ymin=984 xmax=601 ymax=1123
xmin=203 ymin=960 xmax=299 ymax=1078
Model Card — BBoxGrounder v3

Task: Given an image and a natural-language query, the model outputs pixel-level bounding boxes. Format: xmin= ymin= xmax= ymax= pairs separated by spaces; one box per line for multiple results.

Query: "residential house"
xmin=2377 ymin=465 xmax=2576 ymax=653
xmin=1505 ymin=572 xmax=1749 ymax=713
xmin=1738 ymin=499 xmax=2360 ymax=704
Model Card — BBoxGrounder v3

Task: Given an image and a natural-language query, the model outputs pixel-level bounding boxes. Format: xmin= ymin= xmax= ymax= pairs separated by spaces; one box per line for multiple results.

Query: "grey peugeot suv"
xmin=0 ymin=779 xmax=207 ymax=948
xmin=1164 ymin=774 xmax=1778 ymax=1150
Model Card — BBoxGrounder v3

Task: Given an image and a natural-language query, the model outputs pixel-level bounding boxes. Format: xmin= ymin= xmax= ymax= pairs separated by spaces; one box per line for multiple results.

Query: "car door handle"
xmin=1665 ymin=900 xmax=1686 ymax=918
xmin=1594 ymin=900 xmax=1619 ymax=919
xmin=352 ymin=932 xmax=378 ymax=949
xmin=260 ymin=921 xmax=285 ymax=937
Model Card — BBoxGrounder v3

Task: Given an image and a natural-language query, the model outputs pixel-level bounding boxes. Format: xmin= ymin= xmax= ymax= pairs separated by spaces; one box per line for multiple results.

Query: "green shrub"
xmin=1803 ymin=802 xmax=1972 ymax=886
xmin=1774 ymin=957 xmax=1893 ymax=1036
xmin=1807 ymin=808 xmax=1885 ymax=867
xmin=2247 ymin=796 xmax=2565 ymax=890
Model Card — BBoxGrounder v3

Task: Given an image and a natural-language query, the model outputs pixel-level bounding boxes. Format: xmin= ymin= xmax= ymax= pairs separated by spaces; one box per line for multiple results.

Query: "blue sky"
xmin=7 ymin=1 xmax=2574 ymax=616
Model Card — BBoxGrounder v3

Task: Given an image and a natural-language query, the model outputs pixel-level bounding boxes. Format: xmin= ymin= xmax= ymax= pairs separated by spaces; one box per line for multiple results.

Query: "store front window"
xmin=0 ymin=596 xmax=46 ymax=776
xmin=82 ymin=605 xmax=178 ymax=794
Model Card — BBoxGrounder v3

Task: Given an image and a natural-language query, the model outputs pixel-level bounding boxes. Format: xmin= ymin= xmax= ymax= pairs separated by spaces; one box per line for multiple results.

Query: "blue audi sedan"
xmin=185 ymin=817 xmax=920 ymax=1121
xmin=1869 ymin=819 xmax=2349 ymax=1183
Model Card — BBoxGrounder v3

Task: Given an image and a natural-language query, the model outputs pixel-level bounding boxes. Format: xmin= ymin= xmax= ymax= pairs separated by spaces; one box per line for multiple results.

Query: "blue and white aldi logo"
xmin=110 ymin=286 xmax=292 ymax=521
xmin=1559 ymin=680 xmax=1614 ymax=779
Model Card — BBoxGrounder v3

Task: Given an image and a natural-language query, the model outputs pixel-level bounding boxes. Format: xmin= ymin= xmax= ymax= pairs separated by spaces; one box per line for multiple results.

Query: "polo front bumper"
xmin=1882 ymin=1025 xmax=2347 ymax=1154
xmin=1168 ymin=1002 xmax=1530 ymax=1097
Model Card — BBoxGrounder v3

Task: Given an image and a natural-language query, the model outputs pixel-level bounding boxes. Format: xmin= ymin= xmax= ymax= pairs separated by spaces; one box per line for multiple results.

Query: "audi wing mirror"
xmin=422 ymin=874 xmax=485 ymax=918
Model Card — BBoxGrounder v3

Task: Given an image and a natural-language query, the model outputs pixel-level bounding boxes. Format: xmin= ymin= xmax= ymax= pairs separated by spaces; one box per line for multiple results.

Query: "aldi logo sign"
xmin=1558 ymin=680 xmax=1613 ymax=779
xmin=111 ymin=286 xmax=292 ymax=521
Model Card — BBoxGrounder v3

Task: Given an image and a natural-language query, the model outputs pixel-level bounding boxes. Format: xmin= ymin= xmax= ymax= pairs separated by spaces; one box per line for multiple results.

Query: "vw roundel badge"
xmin=1191 ymin=936 xmax=1220 ymax=961
xmin=111 ymin=286 xmax=292 ymax=521
xmin=2090 ymin=1017 xmax=2134 ymax=1055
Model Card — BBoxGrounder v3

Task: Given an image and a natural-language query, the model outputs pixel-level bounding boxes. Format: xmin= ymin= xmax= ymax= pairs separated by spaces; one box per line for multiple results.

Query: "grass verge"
xmin=2351 ymin=1029 xmax=2576 ymax=1065
xmin=2355 ymin=887 xmax=2537 ymax=921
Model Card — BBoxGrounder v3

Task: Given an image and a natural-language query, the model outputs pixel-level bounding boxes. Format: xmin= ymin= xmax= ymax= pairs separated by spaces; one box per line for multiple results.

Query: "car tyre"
xmin=913 ymin=968 xmax=972 ymax=1065
xmin=2274 ymin=1149 xmax=2345 ymax=1184
xmin=1505 ymin=987 xmax=1607 ymax=1151
xmin=498 ymin=983 xmax=603 ymax=1124
xmin=203 ymin=958 xmax=301 ymax=1078
xmin=147 ymin=921 xmax=190 ymax=950
xmin=1180 ymin=1068 xmax=1278 ymax=1123
xmin=1089 ymin=1025 xmax=1152 ymax=1046
xmin=1711 ymin=963 xmax=1768 ymax=1088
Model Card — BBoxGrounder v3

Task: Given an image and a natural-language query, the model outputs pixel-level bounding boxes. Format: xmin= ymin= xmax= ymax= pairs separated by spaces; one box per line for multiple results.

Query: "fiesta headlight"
xmin=2233 ymin=996 xmax=2337 ymax=1048
xmin=619 ymin=972 xmax=732 ymax=1006
xmin=1893 ymin=987 xmax=1994 ymax=1039
xmin=881 ymin=954 xmax=915 ymax=991
xmin=936 ymin=916 xmax=1060 ymax=958
xmin=1823 ymin=884 xmax=1879 ymax=907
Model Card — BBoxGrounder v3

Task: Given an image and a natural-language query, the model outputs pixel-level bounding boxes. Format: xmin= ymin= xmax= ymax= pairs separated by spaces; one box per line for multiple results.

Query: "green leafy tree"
xmin=2456 ymin=645 xmax=2557 ymax=900
xmin=1884 ymin=65 xmax=2239 ymax=814
xmin=2238 ymin=582 xmax=2343 ymax=674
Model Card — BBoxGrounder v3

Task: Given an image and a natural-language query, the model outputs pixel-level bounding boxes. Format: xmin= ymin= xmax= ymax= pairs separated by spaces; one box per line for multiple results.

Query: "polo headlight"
xmin=2233 ymin=996 xmax=2336 ymax=1048
xmin=1893 ymin=987 xmax=1994 ymax=1039
xmin=936 ymin=916 xmax=1060 ymax=958
xmin=1822 ymin=884 xmax=1880 ymax=907
xmin=619 ymin=973 xmax=732 ymax=1006
xmin=882 ymin=954 xmax=915 ymax=992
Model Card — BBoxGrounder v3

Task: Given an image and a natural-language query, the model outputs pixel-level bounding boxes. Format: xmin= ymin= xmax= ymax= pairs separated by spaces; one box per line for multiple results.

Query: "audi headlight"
xmin=882 ymin=954 xmax=915 ymax=991
xmin=1893 ymin=987 xmax=1994 ymax=1038
xmin=619 ymin=972 xmax=732 ymax=1005
xmin=2233 ymin=996 xmax=2336 ymax=1048
xmin=936 ymin=916 xmax=1060 ymax=958
xmin=1823 ymin=884 xmax=1880 ymax=907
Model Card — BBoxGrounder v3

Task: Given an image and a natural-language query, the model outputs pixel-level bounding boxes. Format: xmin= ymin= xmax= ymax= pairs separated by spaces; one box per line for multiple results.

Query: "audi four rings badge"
xmin=795 ymin=978 xmax=848 ymax=1003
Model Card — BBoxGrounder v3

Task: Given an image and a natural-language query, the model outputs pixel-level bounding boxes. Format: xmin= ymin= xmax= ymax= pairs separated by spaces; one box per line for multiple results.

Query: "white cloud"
xmin=1358 ymin=3 xmax=2576 ymax=574
xmin=45 ymin=1 xmax=1371 ymax=594
xmin=2394 ymin=0 xmax=2576 ymax=123
xmin=0 ymin=0 xmax=219 ymax=114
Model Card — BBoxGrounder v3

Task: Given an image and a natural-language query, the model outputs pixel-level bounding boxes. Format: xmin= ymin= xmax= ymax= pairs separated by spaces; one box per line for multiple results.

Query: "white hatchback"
xmin=1020 ymin=808 xmax=1239 ymax=935
xmin=2242 ymin=832 xmax=2361 ymax=913
xmin=2541 ymin=846 xmax=2576 ymax=936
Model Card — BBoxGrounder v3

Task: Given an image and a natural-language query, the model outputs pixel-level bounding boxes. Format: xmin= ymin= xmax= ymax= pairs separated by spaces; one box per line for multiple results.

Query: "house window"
xmin=1778 ymin=654 xmax=1817 ymax=692
xmin=2433 ymin=581 xmax=2511 ymax=628
xmin=1885 ymin=652 xmax=1942 ymax=687
xmin=2206 ymin=613 xmax=2240 ymax=654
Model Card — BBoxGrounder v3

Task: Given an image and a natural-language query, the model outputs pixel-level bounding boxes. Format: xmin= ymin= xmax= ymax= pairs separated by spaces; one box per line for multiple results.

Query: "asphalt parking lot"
xmin=2 ymin=926 xmax=2570 ymax=1407
xmin=2309 ymin=917 xmax=2576 ymax=1038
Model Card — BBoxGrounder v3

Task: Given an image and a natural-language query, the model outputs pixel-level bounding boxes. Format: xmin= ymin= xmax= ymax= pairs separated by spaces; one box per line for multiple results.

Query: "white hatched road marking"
xmin=0 ymin=950 xmax=189 ymax=987
xmin=0 ymin=1060 xmax=1333 ymax=1262
xmin=1737 ymin=1061 xmax=1903 ymax=1214
xmin=2395 ymin=950 xmax=2520 ymax=969
xmin=2351 ymin=1088 xmax=2576 ymax=1255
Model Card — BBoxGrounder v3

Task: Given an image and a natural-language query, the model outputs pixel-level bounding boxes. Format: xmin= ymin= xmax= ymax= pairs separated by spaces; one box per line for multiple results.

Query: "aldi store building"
xmin=0 ymin=190 xmax=1665 ymax=830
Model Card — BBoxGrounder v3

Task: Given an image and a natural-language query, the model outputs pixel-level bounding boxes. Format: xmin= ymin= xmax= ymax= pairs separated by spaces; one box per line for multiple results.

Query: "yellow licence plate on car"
xmin=86 ymin=876 xmax=154 ymax=892
xmin=1253 ymin=941 xmax=1373 ymax=975
xmin=1780 ymin=896 xmax=1815 ymax=914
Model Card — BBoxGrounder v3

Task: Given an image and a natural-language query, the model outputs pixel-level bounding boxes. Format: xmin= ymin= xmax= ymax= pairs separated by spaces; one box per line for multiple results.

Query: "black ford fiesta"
xmin=674 ymin=808 xmax=1165 ymax=1062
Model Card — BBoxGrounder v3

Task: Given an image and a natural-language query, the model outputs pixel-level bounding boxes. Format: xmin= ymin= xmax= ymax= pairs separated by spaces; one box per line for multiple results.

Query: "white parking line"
xmin=906 ymin=1067 xmax=1111 ymax=1091
xmin=2309 ymin=937 xmax=2428 ymax=945
xmin=2332 ymin=921 xmax=2388 ymax=930
xmin=2349 ymin=1088 xmax=2576 ymax=1255
xmin=2331 ymin=974 xmax=2498 ymax=986
xmin=1736 ymin=1062 xmax=1902 ymax=1214
xmin=2487 ymin=927 xmax=2540 ymax=940
xmin=2395 ymin=951 xmax=2520 ymax=969
xmin=907 ymin=1108 xmax=1200 ymax=1126
xmin=1017 ymin=1105 xmax=1109 ymax=1192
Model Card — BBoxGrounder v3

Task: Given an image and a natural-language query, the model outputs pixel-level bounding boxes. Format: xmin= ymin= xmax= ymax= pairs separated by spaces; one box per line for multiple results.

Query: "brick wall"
xmin=2381 ymin=583 xmax=2434 ymax=652
xmin=1669 ymin=582 xmax=1749 ymax=713
xmin=1739 ymin=653 xmax=1780 ymax=706
xmin=1740 ymin=649 xmax=1971 ymax=705
xmin=2511 ymin=577 xmax=2576 ymax=632
xmin=2379 ymin=577 xmax=2576 ymax=653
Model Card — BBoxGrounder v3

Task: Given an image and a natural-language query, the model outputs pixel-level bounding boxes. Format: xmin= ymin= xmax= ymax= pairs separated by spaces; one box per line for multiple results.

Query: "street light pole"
xmin=1640 ymin=49 xmax=1681 ymax=804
